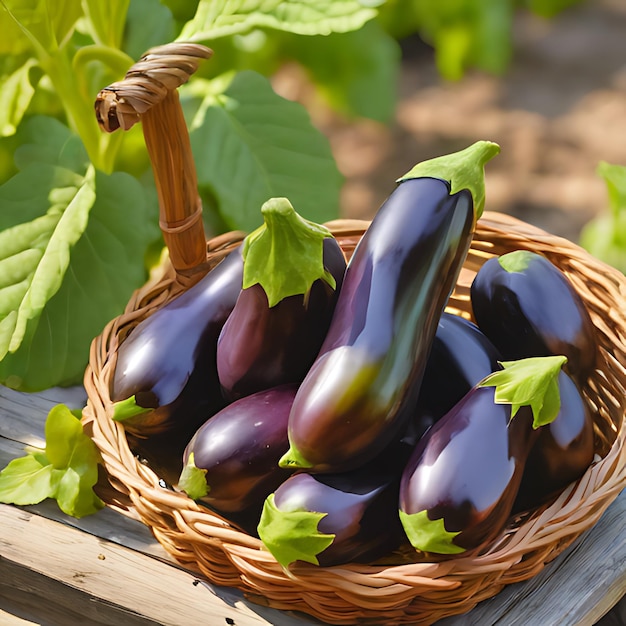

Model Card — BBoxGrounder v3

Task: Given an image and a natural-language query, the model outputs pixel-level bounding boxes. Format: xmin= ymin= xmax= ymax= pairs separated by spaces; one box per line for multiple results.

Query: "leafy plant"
xmin=579 ymin=162 xmax=626 ymax=275
xmin=0 ymin=0 xmax=584 ymax=392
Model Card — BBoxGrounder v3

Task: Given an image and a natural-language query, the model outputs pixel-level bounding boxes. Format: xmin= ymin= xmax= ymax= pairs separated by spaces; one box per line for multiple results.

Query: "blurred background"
xmin=272 ymin=0 xmax=626 ymax=244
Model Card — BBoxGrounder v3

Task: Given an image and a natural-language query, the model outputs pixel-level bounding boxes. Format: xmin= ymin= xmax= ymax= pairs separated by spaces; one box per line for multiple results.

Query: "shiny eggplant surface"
xmin=110 ymin=247 xmax=244 ymax=437
xmin=216 ymin=238 xmax=346 ymax=401
xmin=281 ymin=177 xmax=475 ymax=473
xmin=407 ymin=312 xmax=502 ymax=442
xmin=258 ymin=444 xmax=410 ymax=568
xmin=470 ymin=250 xmax=596 ymax=383
xmin=399 ymin=385 xmax=538 ymax=555
xmin=514 ymin=371 xmax=595 ymax=512
xmin=180 ymin=384 xmax=296 ymax=513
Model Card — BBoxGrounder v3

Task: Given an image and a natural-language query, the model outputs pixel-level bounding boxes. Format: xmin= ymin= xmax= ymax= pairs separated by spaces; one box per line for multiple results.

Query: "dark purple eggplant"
xmin=399 ymin=355 xmax=565 ymax=555
xmin=514 ymin=370 xmax=595 ymax=512
xmin=406 ymin=312 xmax=502 ymax=443
xmin=470 ymin=249 xmax=597 ymax=384
xmin=257 ymin=443 xmax=411 ymax=568
xmin=178 ymin=384 xmax=296 ymax=514
xmin=280 ymin=141 xmax=500 ymax=473
xmin=217 ymin=198 xmax=346 ymax=401
xmin=110 ymin=246 xmax=243 ymax=437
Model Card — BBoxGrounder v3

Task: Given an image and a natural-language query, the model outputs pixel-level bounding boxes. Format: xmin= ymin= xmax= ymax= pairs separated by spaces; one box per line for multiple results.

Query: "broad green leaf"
xmin=0 ymin=58 xmax=38 ymax=137
xmin=0 ymin=0 xmax=83 ymax=52
xmin=242 ymin=197 xmax=335 ymax=307
xmin=579 ymin=161 xmax=626 ymax=274
xmin=123 ymin=0 xmax=176 ymax=61
xmin=0 ymin=161 xmax=93 ymax=361
xmin=257 ymin=493 xmax=335 ymax=568
xmin=284 ymin=20 xmax=400 ymax=123
xmin=179 ymin=0 xmax=377 ymax=41
xmin=479 ymin=355 xmax=567 ymax=428
xmin=13 ymin=115 xmax=89 ymax=174
xmin=82 ymin=0 xmax=130 ymax=48
xmin=399 ymin=509 xmax=465 ymax=554
xmin=399 ymin=140 xmax=500 ymax=219
xmin=178 ymin=452 xmax=209 ymax=500
xmin=0 ymin=168 xmax=156 ymax=391
xmin=0 ymin=4 xmax=31 ymax=54
xmin=0 ymin=405 xmax=104 ymax=517
xmin=0 ymin=453 xmax=57 ymax=505
xmin=186 ymin=71 xmax=342 ymax=232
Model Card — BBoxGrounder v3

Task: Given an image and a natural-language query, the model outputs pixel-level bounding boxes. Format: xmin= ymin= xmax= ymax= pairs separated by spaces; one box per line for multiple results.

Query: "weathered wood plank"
xmin=0 ymin=505 xmax=317 ymax=626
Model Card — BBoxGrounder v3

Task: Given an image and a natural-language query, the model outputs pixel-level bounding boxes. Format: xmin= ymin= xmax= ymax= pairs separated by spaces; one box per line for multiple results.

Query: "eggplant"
xmin=513 ymin=370 xmax=595 ymax=512
xmin=470 ymin=249 xmax=597 ymax=384
xmin=217 ymin=198 xmax=346 ymax=401
xmin=280 ymin=141 xmax=500 ymax=473
xmin=399 ymin=356 xmax=565 ymax=555
xmin=110 ymin=246 xmax=243 ymax=437
xmin=257 ymin=443 xmax=411 ymax=568
xmin=407 ymin=312 xmax=502 ymax=442
xmin=178 ymin=384 xmax=296 ymax=514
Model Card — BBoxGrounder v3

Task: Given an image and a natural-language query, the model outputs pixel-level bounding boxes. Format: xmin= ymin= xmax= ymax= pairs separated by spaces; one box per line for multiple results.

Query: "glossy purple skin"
xmin=514 ymin=371 xmax=595 ymax=512
xmin=406 ymin=312 xmax=502 ymax=443
xmin=216 ymin=238 xmax=346 ymax=401
xmin=183 ymin=384 xmax=296 ymax=513
xmin=110 ymin=247 xmax=244 ymax=436
xmin=288 ymin=178 xmax=475 ymax=472
xmin=470 ymin=252 xmax=596 ymax=384
xmin=272 ymin=444 xmax=411 ymax=566
xmin=399 ymin=386 xmax=538 ymax=553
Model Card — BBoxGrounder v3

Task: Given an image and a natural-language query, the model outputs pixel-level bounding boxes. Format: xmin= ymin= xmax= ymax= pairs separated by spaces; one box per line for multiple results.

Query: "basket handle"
xmin=95 ymin=43 xmax=213 ymax=277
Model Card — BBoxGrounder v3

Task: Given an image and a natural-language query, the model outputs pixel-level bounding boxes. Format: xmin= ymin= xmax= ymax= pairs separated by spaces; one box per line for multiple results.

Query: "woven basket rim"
xmin=82 ymin=211 xmax=626 ymax=625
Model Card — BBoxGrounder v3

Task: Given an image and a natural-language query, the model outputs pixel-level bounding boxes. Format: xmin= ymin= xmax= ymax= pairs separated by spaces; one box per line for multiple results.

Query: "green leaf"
xmin=0 ymin=167 xmax=156 ymax=391
xmin=242 ymin=197 xmax=336 ymax=307
xmin=178 ymin=452 xmax=209 ymax=500
xmin=398 ymin=140 xmax=500 ymax=219
xmin=399 ymin=509 xmax=465 ymax=554
xmin=186 ymin=71 xmax=342 ymax=232
xmin=122 ymin=0 xmax=176 ymax=61
xmin=596 ymin=161 xmax=626 ymax=219
xmin=257 ymin=493 xmax=335 ymax=568
xmin=0 ymin=453 xmax=58 ymax=505
xmin=497 ymin=249 xmax=535 ymax=273
xmin=284 ymin=20 xmax=400 ymax=123
xmin=479 ymin=355 xmax=567 ymax=428
xmin=0 ymin=58 xmax=39 ymax=137
xmin=0 ymin=405 xmax=104 ymax=517
xmin=111 ymin=396 xmax=154 ymax=423
xmin=82 ymin=0 xmax=130 ymax=48
xmin=179 ymin=0 xmax=377 ymax=41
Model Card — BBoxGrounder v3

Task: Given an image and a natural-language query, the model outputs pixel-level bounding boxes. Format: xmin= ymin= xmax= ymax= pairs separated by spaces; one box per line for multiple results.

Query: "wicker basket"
xmin=82 ymin=44 xmax=626 ymax=625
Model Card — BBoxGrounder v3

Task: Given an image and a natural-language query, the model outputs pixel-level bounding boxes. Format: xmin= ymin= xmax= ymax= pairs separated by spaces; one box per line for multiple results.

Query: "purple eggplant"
xmin=280 ymin=141 xmax=500 ymax=473
xmin=470 ymin=249 xmax=597 ymax=384
xmin=217 ymin=198 xmax=346 ymax=401
xmin=514 ymin=371 xmax=595 ymax=512
xmin=178 ymin=384 xmax=296 ymax=514
xmin=407 ymin=312 xmax=502 ymax=442
xmin=257 ymin=443 xmax=411 ymax=568
xmin=399 ymin=356 xmax=565 ymax=556
xmin=110 ymin=246 xmax=243 ymax=437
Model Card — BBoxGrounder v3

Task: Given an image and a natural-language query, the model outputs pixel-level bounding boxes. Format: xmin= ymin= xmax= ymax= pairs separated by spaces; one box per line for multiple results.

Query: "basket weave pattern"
xmin=82 ymin=213 xmax=626 ymax=625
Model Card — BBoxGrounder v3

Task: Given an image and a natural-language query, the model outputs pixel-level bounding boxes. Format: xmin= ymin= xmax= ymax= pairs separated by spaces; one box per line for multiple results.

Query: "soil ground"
xmin=281 ymin=0 xmax=626 ymax=245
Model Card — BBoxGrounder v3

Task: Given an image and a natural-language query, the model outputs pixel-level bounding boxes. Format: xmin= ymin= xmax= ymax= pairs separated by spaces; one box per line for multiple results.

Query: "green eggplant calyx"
xmin=479 ymin=355 xmax=568 ymax=429
xmin=111 ymin=396 xmax=153 ymax=423
xmin=399 ymin=509 xmax=465 ymax=555
xmin=242 ymin=197 xmax=337 ymax=308
xmin=257 ymin=493 xmax=335 ymax=568
xmin=177 ymin=452 xmax=209 ymax=500
xmin=498 ymin=249 xmax=538 ymax=273
xmin=278 ymin=443 xmax=314 ymax=470
xmin=397 ymin=140 xmax=500 ymax=219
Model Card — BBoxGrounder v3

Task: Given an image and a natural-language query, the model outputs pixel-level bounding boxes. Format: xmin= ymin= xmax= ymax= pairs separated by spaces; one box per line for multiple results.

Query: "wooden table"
xmin=1 ymin=384 xmax=624 ymax=626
